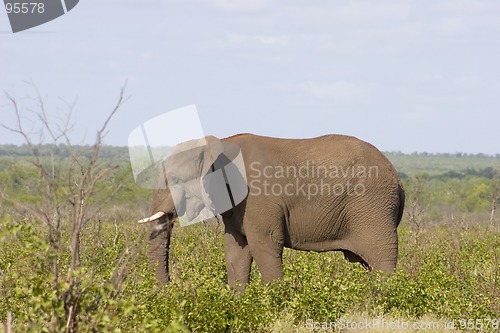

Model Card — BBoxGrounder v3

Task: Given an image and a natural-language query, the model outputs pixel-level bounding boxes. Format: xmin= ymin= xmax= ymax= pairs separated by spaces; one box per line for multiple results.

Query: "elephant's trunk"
xmin=144 ymin=212 xmax=174 ymax=284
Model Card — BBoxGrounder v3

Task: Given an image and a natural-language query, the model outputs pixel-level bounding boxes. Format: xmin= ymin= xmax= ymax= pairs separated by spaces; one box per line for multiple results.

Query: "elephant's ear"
xmin=199 ymin=138 xmax=249 ymax=218
xmin=195 ymin=136 xmax=225 ymax=215
xmin=199 ymin=136 xmax=224 ymax=177
xmin=170 ymin=184 xmax=186 ymax=216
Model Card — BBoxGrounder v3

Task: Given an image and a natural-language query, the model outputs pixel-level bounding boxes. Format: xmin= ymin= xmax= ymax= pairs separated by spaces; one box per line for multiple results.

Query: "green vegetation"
xmin=386 ymin=151 xmax=500 ymax=177
xmin=1 ymin=146 xmax=499 ymax=332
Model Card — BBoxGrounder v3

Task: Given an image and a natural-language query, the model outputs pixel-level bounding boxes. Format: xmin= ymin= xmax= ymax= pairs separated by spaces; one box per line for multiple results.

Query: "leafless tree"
xmin=0 ymin=83 xmax=129 ymax=332
xmin=490 ymin=178 xmax=500 ymax=225
xmin=405 ymin=174 xmax=429 ymax=244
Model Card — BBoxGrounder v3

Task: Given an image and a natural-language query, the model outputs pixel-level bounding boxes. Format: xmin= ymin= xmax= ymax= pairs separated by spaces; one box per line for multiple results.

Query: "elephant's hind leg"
xmin=351 ymin=229 xmax=398 ymax=273
xmin=367 ymin=235 xmax=398 ymax=273
xmin=343 ymin=200 xmax=400 ymax=273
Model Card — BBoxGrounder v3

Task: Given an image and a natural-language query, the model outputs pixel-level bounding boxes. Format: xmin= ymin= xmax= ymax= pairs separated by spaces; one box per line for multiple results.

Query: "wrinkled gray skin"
xmin=146 ymin=134 xmax=405 ymax=290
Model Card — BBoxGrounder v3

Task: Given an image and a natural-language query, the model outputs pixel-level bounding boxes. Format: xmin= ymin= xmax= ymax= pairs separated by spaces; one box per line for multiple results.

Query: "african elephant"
xmin=138 ymin=133 xmax=405 ymax=289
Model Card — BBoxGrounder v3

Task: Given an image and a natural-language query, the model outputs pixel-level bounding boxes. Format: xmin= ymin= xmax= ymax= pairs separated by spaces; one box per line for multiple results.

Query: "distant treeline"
xmin=1 ymin=144 xmax=499 ymax=179
xmin=0 ymin=144 xmax=129 ymax=161
xmin=1 ymin=144 xmax=498 ymax=158
xmin=385 ymin=151 xmax=500 ymax=177
xmin=397 ymin=167 xmax=499 ymax=180
xmin=386 ymin=151 xmax=500 ymax=158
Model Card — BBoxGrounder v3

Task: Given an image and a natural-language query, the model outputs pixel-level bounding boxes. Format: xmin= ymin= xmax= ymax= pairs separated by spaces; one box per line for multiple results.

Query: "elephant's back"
xmin=225 ymin=133 xmax=398 ymax=181
xmin=274 ymin=134 xmax=393 ymax=170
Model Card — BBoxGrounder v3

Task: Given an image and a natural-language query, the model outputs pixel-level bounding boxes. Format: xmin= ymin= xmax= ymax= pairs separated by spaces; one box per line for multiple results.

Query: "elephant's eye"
xmin=185 ymin=193 xmax=192 ymax=199
xmin=168 ymin=173 xmax=181 ymax=184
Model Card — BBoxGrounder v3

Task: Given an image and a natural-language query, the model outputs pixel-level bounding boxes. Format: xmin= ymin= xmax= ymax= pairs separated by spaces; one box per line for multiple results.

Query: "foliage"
xmin=0 ymin=85 xmax=132 ymax=332
xmin=386 ymin=151 xmax=500 ymax=177
xmin=1 ymin=218 xmax=499 ymax=332
xmin=0 ymin=145 xmax=499 ymax=332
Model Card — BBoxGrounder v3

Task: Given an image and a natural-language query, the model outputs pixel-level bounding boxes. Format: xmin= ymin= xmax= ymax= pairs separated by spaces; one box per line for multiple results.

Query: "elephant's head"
xmin=139 ymin=135 xmax=247 ymax=227
xmin=162 ymin=135 xmax=225 ymax=222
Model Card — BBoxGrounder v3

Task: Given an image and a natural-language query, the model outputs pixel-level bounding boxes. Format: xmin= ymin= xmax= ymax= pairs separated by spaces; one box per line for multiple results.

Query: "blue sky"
xmin=1 ymin=0 xmax=499 ymax=154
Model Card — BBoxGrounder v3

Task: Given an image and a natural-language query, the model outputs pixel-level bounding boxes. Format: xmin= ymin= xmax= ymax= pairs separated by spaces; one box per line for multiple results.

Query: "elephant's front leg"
xmin=224 ymin=230 xmax=253 ymax=291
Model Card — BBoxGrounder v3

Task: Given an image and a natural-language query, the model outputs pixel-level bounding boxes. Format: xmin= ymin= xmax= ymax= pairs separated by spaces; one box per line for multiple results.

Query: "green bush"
xmin=2 ymin=215 xmax=500 ymax=332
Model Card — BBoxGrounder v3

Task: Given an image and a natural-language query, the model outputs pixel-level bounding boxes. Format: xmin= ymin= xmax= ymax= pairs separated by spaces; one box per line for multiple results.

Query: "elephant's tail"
xmin=396 ymin=183 xmax=405 ymax=227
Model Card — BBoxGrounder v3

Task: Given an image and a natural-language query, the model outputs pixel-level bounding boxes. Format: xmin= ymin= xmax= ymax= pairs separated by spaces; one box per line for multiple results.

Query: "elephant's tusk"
xmin=138 ymin=211 xmax=166 ymax=224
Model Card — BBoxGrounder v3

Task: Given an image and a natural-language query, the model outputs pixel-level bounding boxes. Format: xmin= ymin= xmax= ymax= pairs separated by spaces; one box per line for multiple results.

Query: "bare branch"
xmin=1 ymin=83 xmax=128 ymax=331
